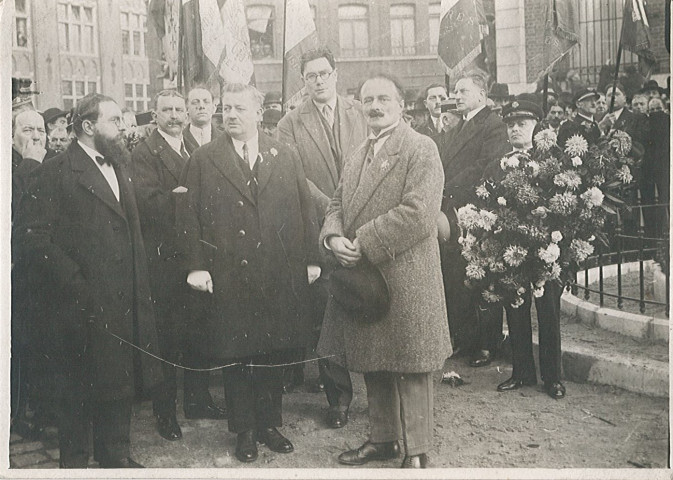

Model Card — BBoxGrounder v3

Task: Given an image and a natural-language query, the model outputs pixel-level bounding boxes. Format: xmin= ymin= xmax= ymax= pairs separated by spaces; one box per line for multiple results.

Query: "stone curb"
xmin=561 ymin=261 xmax=669 ymax=343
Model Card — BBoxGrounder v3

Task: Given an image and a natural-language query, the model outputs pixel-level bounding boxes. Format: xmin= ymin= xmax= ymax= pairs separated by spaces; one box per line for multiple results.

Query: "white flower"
xmin=531 ymin=206 xmax=548 ymax=218
xmin=478 ymin=209 xmax=498 ymax=231
xmin=588 ymin=235 xmax=596 ymax=242
xmin=580 ymin=186 xmax=604 ymax=208
xmin=616 ymin=165 xmax=633 ymax=184
xmin=457 ymin=204 xmax=480 ymax=230
xmin=497 ymin=196 xmax=507 ymax=206
xmin=517 ymin=286 xmax=526 ymax=295
xmin=270 ymin=147 xmax=278 ymax=156
xmin=527 ymin=160 xmax=540 ymax=177
xmin=500 ymin=155 xmax=520 ymax=170
xmin=569 ymin=238 xmax=594 ymax=263
xmin=571 ymin=156 xmax=583 ymax=167
xmin=534 ymin=128 xmax=557 ymax=152
xmin=533 ymin=286 xmax=545 ymax=298
xmin=538 ymin=243 xmax=561 ymax=264
xmin=511 ymin=296 xmax=525 ymax=308
xmin=551 ymin=231 xmax=563 ymax=243
xmin=503 ymin=245 xmax=527 ymax=267
xmin=465 ymin=263 xmax=486 ymax=280
xmin=564 ymin=134 xmax=589 ymax=157
xmin=475 ymin=184 xmax=490 ymax=199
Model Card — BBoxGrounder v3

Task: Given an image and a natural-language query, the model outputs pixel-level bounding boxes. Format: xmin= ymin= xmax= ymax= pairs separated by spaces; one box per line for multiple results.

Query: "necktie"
xmin=242 ymin=143 xmax=259 ymax=198
xmin=435 ymin=117 xmax=442 ymax=133
xmin=323 ymin=104 xmax=334 ymax=129
xmin=180 ymin=143 xmax=189 ymax=161
xmin=95 ymin=155 xmax=113 ymax=166
xmin=361 ymin=129 xmax=394 ymax=179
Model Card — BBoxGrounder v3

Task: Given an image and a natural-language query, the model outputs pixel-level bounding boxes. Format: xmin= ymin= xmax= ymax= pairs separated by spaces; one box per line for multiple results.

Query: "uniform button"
xmin=240 ymin=259 xmax=248 ymax=267
xmin=237 ymin=200 xmax=244 ymax=207
xmin=238 ymin=229 xmax=246 ymax=237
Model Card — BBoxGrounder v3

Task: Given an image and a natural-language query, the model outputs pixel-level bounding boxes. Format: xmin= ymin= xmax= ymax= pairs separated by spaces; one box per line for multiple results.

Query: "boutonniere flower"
xmin=269 ymin=147 xmax=278 ymax=157
xmin=381 ymin=159 xmax=390 ymax=170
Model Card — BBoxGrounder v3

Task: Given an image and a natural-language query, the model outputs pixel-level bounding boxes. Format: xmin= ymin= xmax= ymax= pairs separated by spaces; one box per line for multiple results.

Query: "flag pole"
xmin=281 ymin=0 xmax=288 ymax=116
xmin=177 ymin=0 xmax=184 ymax=93
xmin=609 ymin=7 xmax=627 ymax=113
xmin=542 ymin=75 xmax=549 ymax=114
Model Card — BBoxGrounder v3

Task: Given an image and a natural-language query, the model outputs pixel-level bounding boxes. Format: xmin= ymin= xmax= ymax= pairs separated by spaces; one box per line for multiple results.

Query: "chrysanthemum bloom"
xmin=503 ymin=245 xmax=527 ymax=267
xmin=549 ymin=192 xmax=578 ymax=215
xmin=478 ymin=209 xmax=498 ymax=231
xmin=466 ymin=263 xmax=486 ymax=280
xmin=457 ymin=204 xmax=481 ymax=230
xmin=475 ymin=184 xmax=490 ymax=199
xmin=539 ymin=157 xmax=562 ymax=177
xmin=534 ymin=128 xmax=557 ymax=152
xmin=500 ymin=155 xmax=520 ymax=170
xmin=609 ymin=130 xmax=632 ymax=156
xmin=497 ymin=196 xmax=507 ymax=206
xmin=482 ymin=290 xmax=503 ymax=303
xmin=531 ymin=206 xmax=549 ymax=218
xmin=533 ymin=286 xmax=545 ymax=298
xmin=538 ymin=243 xmax=561 ymax=263
xmin=580 ymin=186 xmax=604 ymax=208
xmin=569 ymin=238 xmax=594 ymax=263
xmin=553 ymin=171 xmax=582 ymax=190
xmin=511 ymin=296 xmax=525 ymax=308
xmin=571 ymin=156 xmax=583 ymax=167
xmin=590 ymin=174 xmax=605 ymax=186
xmin=515 ymin=183 xmax=540 ymax=204
xmin=527 ymin=160 xmax=540 ymax=176
xmin=616 ymin=165 xmax=633 ymax=183
xmin=564 ymin=134 xmax=589 ymax=157
xmin=551 ymin=231 xmax=563 ymax=243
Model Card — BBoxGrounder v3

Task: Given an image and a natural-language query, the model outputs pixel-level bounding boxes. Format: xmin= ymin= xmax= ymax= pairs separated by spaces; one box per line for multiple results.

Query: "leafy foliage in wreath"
xmin=457 ymin=128 xmax=636 ymax=308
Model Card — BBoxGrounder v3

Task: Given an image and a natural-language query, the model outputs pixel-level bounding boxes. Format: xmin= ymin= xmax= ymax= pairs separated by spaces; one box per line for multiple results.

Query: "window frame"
xmin=338 ymin=4 xmax=370 ymax=58
xmin=57 ymin=0 xmax=98 ymax=56
xmin=390 ymin=4 xmax=416 ymax=56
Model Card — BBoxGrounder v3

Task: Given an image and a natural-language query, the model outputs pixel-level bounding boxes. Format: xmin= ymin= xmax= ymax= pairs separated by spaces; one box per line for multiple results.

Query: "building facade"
xmin=12 ymin=0 xmax=670 ymax=111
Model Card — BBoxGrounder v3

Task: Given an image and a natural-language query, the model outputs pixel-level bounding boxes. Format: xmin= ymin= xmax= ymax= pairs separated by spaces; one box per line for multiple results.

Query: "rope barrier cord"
xmin=103 ymin=328 xmax=336 ymax=371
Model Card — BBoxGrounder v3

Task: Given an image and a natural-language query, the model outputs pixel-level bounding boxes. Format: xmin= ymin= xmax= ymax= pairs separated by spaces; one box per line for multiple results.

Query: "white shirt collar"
xmin=614 ymin=108 xmax=624 ymax=120
xmin=313 ymin=96 xmax=337 ymax=113
xmin=231 ymin=132 xmax=260 ymax=169
xmin=78 ymin=141 xmax=105 ymax=163
xmin=464 ymin=105 xmax=486 ymax=122
xmin=189 ymin=123 xmax=212 ymax=146
xmin=77 ymin=141 xmax=120 ymax=201
xmin=157 ymin=128 xmax=184 ymax=155
xmin=368 ymin=120 xmax=400 ymax=156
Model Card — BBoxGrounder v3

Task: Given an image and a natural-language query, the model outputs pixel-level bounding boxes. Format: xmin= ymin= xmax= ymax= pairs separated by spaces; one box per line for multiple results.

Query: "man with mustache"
xmin=132 ymin=90 xmax=227 ymax=444
xmin=15 ymin=93 xmax=162 ymax=468
xmin=320 ymin=74 xmax=450 ymax=468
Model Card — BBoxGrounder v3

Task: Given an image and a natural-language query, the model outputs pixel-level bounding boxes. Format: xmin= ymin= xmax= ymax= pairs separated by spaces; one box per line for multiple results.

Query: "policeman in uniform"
xmin=557 ymin=88 xmax=602 ymax=147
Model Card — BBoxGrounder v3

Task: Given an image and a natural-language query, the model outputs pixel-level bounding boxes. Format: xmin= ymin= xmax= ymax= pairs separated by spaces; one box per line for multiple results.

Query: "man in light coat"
xmin=319 ymin=74 xmax=450 ymax=469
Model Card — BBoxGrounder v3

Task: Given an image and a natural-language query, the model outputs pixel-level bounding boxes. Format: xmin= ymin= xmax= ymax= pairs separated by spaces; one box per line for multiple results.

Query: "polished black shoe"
xmin=545 ymin=381 xmax=566 ymax=399
xmin=235 ymin=430 xmax=258 ymax=462
xmin=401 ymin=453 xmax=428 ymax=468
xmin=326 ymin=407 xmax=348 ymax=429
xmin=469 ymin=350 xmax=493 ymax=367
xmin=156 ymin=414 xmax=182 ymax=441
xmin=497 ymin=376 xmax=537 ymax=392
xmin=257 ymin=427 xmax=294 ymax=453
xmin=99 ymin=457 xmax=145 ymax=468
xmin=184 ymin=402 xmax=228 ymax=420
xmin=337 ymin=440 xmax=401 ymax=466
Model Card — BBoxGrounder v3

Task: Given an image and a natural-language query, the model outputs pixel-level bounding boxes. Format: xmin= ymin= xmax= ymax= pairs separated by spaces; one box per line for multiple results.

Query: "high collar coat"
xmin=182 ymin=123 xmax=222 ymax=155
xmin=13 ymin=141 xmax=162 ymax=401
xmin=318 ymin=121 xmax=451 ymax=373
xmin=176 ymin=132 xmax=320 ymax=360
xmin=277 ymin=95 xmax=368 ymax=215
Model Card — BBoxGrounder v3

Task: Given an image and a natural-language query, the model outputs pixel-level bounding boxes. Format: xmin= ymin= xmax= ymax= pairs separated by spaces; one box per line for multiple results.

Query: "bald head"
xmin=13 ymin=110 xmax=46 ymax=152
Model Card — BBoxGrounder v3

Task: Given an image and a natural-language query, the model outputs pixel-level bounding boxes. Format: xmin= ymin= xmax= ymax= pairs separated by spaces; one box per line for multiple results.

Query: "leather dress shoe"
xmin=184 ymin=402 xmax=228 ymax=420
xmin=99 ymin=457 xmax=144 ymax=468
xmin=338 ymin=440 xmax=401 ymax=466
xmin=156 ymin=414 xmax=182 ymax=441
xmin=469 ymin=350 xmax=493 ymax=367
xmin=545 ymin=381 xmax=566 ymax=399
xmin=401 ymin=453 xmax=428 ymax=468
xmin=235 ymin=430 xmax=258 ymax=462
xmin=497 ymin=376 xmax=537 ymax=392
xmin=326 ymin=407 xmax=348 ymax=429
xmin=258 ymin=427 xmax=294 ymax=453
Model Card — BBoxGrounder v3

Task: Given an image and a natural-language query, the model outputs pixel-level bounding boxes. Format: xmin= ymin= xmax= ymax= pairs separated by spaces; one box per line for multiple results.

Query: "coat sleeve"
xmin=175 ymin=154 xmax=207 ymax=272
xmin=131 ymin=143 xmax=175 ymax=227
xmin=319 ymin=179 xmax=346 ymax=265
xmin=355 ymin=135 xmax=445 ymax=265
xmin=291 ymin=148 xmax=321 ymax=266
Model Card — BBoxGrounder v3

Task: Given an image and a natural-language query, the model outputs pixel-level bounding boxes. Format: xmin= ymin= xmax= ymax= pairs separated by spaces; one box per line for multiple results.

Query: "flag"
xmin=621 ymin=0 xmax=656 ymax=73
xmin=529 ymin=0 xmax=579 ymax=82
xmin=282 ymin=0 xmax=320 ymax=111
xmin=149 ymin=0 xmax=181 ymax=84
xmin=437 ymin=0 xmax=485 ymax=77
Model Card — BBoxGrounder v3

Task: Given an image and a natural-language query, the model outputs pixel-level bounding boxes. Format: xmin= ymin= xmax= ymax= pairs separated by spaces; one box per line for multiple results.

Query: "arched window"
xmin=428 ymin=3 xmax=441 ymax=54
xmin=390 ymin=4 xmax=415 ymax=55
xmin=339 ymin=5 xmax=369 ymax=57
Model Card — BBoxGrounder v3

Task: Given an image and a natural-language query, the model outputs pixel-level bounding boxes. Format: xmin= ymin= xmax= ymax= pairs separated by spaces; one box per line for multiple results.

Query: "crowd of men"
xmin=10 ymin=46 xmax=670 ymax=469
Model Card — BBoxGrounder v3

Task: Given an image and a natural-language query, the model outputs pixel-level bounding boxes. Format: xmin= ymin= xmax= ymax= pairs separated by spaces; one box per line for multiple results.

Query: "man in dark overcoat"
xmin=320 ymin=74 xmax=450 ymax=469
xmin=557 ymin=88 xmax=602 ymax=147
xmin=176 ymin=83 xmax=320 ymax=464
xmin=132 ymin=90 xmax=226 ymax=444
xmin=277 ymin=46 xmax=367 ymax=427
xmin=14 ymin=94 xmax=162 ymax=468
xmin=413 ymin=82 xmax=449 ymax=139
xmin=182 ymin=86 xmax=221 ymax=155
xmin=436 ymin=71 xmax=511 ymax=367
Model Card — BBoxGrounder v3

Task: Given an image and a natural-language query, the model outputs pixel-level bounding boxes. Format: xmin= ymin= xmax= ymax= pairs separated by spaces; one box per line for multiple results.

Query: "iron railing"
xmin=570 ymin=201 xmax=670 ymax=317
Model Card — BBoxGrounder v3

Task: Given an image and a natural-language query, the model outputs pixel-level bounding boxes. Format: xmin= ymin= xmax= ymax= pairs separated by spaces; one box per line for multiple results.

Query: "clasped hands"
xmin=327 ymin=236 xmax=362 ymax=268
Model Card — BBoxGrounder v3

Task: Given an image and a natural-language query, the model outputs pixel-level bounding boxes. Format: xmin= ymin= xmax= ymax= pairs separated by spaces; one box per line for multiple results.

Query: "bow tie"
xmin=95 ymin=155 xmax=114 ymax=166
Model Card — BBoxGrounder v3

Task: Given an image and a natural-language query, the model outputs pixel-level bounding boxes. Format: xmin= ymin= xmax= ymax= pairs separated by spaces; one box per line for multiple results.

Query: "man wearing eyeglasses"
xmin=277 ymin=46 xmax=368 ymax=430
xmin=14 ymin=93 xmax=162 ymax=468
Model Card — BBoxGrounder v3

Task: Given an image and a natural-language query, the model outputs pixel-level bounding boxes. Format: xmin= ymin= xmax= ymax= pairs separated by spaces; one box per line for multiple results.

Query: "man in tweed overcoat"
xmin=318 ymin=74 xmax=451 ymax=469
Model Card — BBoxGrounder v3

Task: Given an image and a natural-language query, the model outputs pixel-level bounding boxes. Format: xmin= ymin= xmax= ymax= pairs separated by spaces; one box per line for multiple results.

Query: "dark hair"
xmin=221 ymin=83 xmax=265 ymax=107
xmin=187 ymin=85 xmax=213 ymax=101
xmin=299 ymin=46 xmax=336 ymax=75
xmin=423 ymin=82 xmax=447 ymax=99
xmin=72 ymin=93 xmax=116 ymax=136
xmin=547 ymin=99 xmax=560 ymax=108
xmin=153 ymin=89 xmax=185 ymax=110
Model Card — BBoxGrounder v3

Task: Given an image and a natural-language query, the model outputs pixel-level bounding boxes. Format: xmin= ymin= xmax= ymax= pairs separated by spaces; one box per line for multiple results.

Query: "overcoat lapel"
xmin=344 ymin=123 xmax=405 ymax=232
xmin=256 ymin=134 xmax=279 ymax=196
xmin=299 ymin=101 xmax=339 ymax=185
xmin=337 ymin=99 xmax=356 ymax=159
xmin=443 ymin=109 xmax=487 ymax=164
xmin=148 ymin=131 xmax=185 ymax=182
xmin=208 ymin=135 xmax=257 ymax=205
xmin=71 ymin=143 xmax=126 ymax=219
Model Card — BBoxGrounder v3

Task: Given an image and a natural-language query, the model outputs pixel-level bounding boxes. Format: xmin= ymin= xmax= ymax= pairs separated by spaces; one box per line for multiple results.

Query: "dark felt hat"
xmin=262 ymin=108 xmax=282 ymax=125
xmin=502 ymin=99 xmax=543 ymax=122
xmin=489 ymin=83 xmax=511 ymax=100
xmin=42 ymin=107 xmax=67 ymax=125
xmin=573 ymin=88 xmax=599 ymax=104
xmin=264 ymin=91 xmax=282 ymax=106
xmin=640 ymin=79 xmax=665 ymax=95
xmin=329 ymin=260 xmax=390 ymax=324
